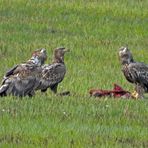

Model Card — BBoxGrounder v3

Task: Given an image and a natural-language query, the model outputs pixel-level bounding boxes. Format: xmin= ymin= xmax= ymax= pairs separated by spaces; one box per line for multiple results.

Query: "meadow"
xmin=0 ymin=0 xmax=148 ymax=147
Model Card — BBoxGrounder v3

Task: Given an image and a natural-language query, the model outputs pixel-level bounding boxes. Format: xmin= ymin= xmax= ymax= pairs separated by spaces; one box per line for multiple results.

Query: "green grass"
xmin=0 ymin=0 xmax=148 ymax=147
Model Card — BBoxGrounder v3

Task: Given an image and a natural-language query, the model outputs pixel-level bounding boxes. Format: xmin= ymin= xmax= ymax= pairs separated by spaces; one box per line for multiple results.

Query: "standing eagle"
xmin=36 ymin=47 xmax=69 ymax=93
xmin=0 ymin=48 xmax=47 ymax=97
xmin=118 ymin=46 xmax=148 ymax=98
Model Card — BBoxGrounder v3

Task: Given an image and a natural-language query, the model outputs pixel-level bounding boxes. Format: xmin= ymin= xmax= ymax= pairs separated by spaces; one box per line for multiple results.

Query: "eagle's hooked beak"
xmin=118 ymin=50 xmax=123 ymax=57
xmin=40 ymin=48 xmax=46 ymax=53
xmin=63 ymin=48 xmax=70 ymax=53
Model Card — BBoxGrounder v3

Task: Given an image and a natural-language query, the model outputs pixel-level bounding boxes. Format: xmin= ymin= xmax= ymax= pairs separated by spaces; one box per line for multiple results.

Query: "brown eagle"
xmin=119 ymin=46 xmax=148 ymax=98
xmin=0 ymin=48 xmax=47 ymax=97
xmin=36 ymin=47 xmax=69 ymax=93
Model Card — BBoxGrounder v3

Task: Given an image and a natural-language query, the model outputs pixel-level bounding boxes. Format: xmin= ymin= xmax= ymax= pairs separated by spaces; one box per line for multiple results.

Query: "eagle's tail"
xmin=144 ymin=85 xmax=148 ymax=93
xmin=0 ymin=84 xmax=9 ymax=97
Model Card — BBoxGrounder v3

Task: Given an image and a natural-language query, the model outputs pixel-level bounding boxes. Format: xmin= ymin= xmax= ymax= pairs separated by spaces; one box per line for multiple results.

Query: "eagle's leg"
xmin=28 ymin=91 xmax=35 ymax=97
xmin=41 ymin=88 xmax=48 ymax=96
xmin=135 ymin=84 xmax=144 ymax=99
xmin=50 ymin=84 xmax=58 ymax=94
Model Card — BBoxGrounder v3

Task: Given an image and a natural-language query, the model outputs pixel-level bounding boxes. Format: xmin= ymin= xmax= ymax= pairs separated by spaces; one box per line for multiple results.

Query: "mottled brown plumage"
xmin=0 ymin=48 xmax=47 ymax=97
xmin=37 ymin=47 xmax=69 ymax=93
xmin=119 ymin=46 xmax=148 ymax=98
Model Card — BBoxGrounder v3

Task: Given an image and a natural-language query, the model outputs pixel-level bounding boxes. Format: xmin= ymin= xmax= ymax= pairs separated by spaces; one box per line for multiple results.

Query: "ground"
xmin=0 ymin=0 xmax=148 ymax=147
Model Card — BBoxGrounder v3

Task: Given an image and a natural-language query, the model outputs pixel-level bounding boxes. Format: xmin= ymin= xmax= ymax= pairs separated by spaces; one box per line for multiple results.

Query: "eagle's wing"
xmin=128 ymin=62 xmax=148 ymax=86
xmin=0 ymin=64 xmax=41 ymax=97
xmin=1 ymin=65 xmax=19 ymax=85
xmin=2 ymin=64 xmax=29 ymax=84
xmin=5 ymin=65 xmax=19 ymax=77
xmin=39 ymin=63 xmax=66 ymax=90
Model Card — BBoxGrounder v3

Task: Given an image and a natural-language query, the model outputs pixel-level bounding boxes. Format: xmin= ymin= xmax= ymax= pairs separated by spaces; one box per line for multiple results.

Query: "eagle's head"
xmin=53 ymin=47 xmax=69 ymax=63
xmin=31 ymin=48 xmax=47 ymax=65
xmin=118 ymin=46 xmax=134 ymax=65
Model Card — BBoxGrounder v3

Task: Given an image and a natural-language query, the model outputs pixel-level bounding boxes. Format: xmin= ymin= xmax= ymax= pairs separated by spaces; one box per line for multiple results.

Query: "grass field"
xmin=0 ymin=0 xmax=148 ymax=147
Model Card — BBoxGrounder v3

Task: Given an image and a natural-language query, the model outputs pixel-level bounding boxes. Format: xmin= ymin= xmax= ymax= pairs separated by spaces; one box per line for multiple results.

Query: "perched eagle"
xmin=0 ymin=48 xmax=47 ymax=97
xmin=36 ymin=47 xmax=69 ymax=93
xmin=119 ymin=46 xmax=148 ymax=98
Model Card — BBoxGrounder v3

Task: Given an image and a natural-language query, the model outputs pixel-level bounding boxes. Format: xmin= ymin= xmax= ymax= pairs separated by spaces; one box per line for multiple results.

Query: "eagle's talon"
xmin=131 ymin=91 xmax=139 ymax=99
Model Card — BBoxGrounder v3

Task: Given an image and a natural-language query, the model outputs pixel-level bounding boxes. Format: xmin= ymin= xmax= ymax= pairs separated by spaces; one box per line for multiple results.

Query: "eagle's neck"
xmin=27 ymin=56 xmax=41 ymax=66
xmin=122 ymin=58 xmax=135 ymax=65
xmin=52 ymin=56 xmax=64 ymax=64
